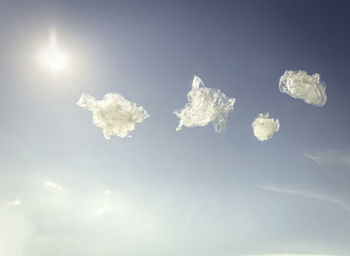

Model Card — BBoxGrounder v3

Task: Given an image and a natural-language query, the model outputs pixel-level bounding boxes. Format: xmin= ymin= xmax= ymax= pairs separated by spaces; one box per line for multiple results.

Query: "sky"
xmin=0 ymin=0 xmax=350 ymax=255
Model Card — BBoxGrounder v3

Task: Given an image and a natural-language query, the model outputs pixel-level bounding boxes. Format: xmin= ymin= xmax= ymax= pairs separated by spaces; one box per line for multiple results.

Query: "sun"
xmin=39 ymin=33 xmax=69 ymax=73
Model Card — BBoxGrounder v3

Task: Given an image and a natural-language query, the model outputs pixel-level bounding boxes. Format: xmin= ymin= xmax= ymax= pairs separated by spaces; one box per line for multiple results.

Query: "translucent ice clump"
xmin=279 ymin=70 xmax=327 ymax=107
xmin=174 ymin=76 xmax=235 ymax=133
xmin=77 ymin=93 xmax=149 ymax=139
xmin=252 ymin=113 xmax=280 ymax=141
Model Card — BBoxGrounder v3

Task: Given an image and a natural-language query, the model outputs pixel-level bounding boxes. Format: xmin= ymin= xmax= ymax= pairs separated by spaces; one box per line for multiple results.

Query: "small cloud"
xmin=174 ymin=76 xmax=235 ymax=133
xmin=279 ymin=70 xmax=327 ymax=106
xmin=252 ymin=113 xmax=280 ymax=141
xmin=77 ymin=93 xmax=150 ymax=139
xmin=44 ymin=181 xmax=63 ymax=191
xmin=8 ymin=199 xmax=21 ymax=206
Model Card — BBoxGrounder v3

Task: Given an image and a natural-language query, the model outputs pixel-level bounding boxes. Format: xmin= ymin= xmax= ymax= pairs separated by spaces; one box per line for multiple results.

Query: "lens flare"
xmin=39 ymin=33 xmax=69 ymax=73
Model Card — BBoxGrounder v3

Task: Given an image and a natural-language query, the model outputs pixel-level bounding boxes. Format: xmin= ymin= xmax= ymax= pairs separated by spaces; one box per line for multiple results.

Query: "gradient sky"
xmin=1 ymin=0 xmax=350 ymax=256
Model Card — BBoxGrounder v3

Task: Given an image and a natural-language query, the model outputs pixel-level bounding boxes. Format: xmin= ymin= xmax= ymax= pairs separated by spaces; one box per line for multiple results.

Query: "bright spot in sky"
xmin=8 ymin=199 xmax=21 ymax=206
xmin=39 ymin=33 xmax=69 ymax=73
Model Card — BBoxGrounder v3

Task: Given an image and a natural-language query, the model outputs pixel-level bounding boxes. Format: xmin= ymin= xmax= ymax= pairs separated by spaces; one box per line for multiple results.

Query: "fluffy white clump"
xmin=174 ymin=76 xmax=235 ymax=133
xmin=252 ymin=113 xmax=280 ymax=141
xmin=77 ymin=93 xmax=149 ymax=139
xmin=279 ymin=70 xmax=327 ymax=106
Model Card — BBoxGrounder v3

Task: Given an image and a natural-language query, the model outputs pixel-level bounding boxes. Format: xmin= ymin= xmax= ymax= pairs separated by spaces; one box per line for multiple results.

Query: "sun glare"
xmin=39 ymin=33 xmax=69 ymax=73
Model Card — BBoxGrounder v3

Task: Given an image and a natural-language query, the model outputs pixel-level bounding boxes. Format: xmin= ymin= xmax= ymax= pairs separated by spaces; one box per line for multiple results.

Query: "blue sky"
xmin=0 ymin=0 xmax=350 ymax=255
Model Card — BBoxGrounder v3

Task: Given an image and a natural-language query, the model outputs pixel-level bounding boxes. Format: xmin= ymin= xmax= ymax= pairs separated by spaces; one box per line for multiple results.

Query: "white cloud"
xmin=252 ymin=113 xmax=280 ymax=141
xmin=44 ymin=181 xmax=63 ymax=191
xmin=260 ymin=185 xmax=350 ymax=212
xmin=77 ymin=93 xmax=149 ymax=139
xmin=8 ymin=199 xmax=21 ymax=206
xmin=174 ymin=76 xmax=235 ymax=133
xmin=279 ymin=70 xmax=327 ymax=107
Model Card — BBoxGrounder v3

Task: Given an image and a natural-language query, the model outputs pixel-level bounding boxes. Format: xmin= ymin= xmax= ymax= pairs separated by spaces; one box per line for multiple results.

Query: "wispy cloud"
xmin=305 ymin=149 xmax=350 ymax=171
xmin=44 ymin=181 xmax=63 ymax=191
xmin=7 ymin=199 xmax=21 ymax=206
xmin=260 ymin=185 xmax=350 ymax=212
